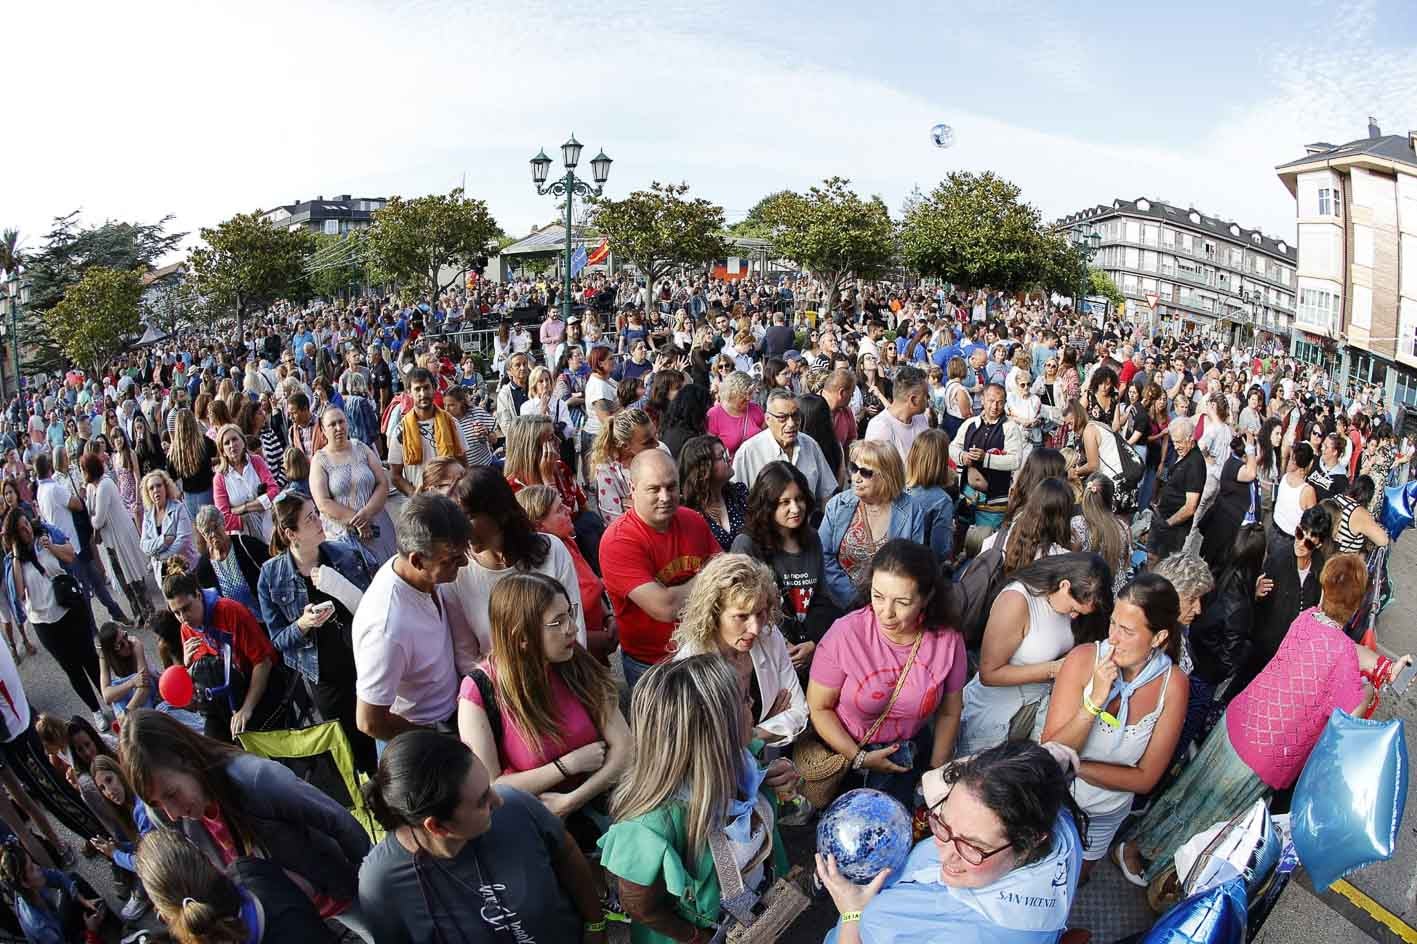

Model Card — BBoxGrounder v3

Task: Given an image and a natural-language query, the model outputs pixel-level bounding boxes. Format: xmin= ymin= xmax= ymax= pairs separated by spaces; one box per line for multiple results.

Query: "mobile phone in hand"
xmin=1387 ymin=661 xmax=1417 ymax=696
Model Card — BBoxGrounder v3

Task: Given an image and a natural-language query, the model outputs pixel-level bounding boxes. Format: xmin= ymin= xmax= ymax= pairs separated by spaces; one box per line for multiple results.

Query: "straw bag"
xmin=792 ymin=633 xmax=923 ymax=809
xmin=707 ymin=820 xmax=809 ymax=944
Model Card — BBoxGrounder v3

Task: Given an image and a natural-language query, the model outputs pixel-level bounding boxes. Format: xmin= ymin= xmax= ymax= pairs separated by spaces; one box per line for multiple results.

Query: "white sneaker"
xmin=120 ymin=890 xmax=150 ymax=921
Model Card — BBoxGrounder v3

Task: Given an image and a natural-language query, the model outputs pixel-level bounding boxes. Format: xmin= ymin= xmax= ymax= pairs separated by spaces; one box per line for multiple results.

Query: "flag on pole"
xmin=586 ymin=238 xmax=610 ymax=267
xmin=570 ymin=244 xmax=589 ymax=277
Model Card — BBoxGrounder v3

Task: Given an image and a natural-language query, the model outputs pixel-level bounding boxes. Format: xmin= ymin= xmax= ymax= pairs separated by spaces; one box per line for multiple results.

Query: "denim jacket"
xmin=818 ymin=491 xmax=926 ymax=608
xmin=257 ymin=537 xmax=374 ymax=684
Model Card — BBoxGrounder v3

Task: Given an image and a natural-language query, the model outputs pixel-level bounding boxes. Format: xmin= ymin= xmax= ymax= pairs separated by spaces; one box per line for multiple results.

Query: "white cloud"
xmin=3 ymin=0 xmax=1412 ymax=262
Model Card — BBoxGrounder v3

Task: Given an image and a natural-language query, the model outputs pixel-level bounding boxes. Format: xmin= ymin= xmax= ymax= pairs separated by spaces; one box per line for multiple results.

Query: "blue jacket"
xmin=15 ymin=869 xmax=80 ymax=944
xmin=905 ymin=485 xmax=955 ymax=563
xmin=257 ymin=538 xmax=374 ymax=684
xmin=111 ymin=798 xmax=156 ymax=873
xmin=818 ymin=491 xmax=926 ymax=608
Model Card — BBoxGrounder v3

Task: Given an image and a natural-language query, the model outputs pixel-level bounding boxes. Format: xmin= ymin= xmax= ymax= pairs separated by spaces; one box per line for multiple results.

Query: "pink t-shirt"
xmin=810 ymin=606 xmax=968 ymax=744
xmin=706 ymin=402 xmax=766 ymax=458
xmin=1226 ymin=607 xmax=1364 ymax=789
xmin=459 ymin=665 xmax=601 ymax=777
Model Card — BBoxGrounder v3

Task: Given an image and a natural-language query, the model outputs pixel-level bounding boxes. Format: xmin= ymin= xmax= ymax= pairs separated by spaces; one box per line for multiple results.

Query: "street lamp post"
xmin=530 ymin=135 xmax=612 ymax=325
xmin=1069 ymin=227 xmax=1101 ymax=323
xmin=3 ymin=270 xmax=21 ymax=398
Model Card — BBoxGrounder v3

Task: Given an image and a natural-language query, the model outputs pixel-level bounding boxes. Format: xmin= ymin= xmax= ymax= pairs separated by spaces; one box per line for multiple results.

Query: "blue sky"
xmin=6 ymin=0 xmax=1417 ymax=257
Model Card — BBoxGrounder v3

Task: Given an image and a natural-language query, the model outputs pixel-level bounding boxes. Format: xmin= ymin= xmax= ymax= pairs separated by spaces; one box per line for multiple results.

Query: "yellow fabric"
xmin=399 ymin=406 xmax=458 ymax=466
xmin=238 ymin=720 xmax=383 ymax=842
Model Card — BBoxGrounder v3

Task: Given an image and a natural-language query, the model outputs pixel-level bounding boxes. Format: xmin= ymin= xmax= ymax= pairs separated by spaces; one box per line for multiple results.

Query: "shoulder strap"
xmin=469 ymin=666 xmax=502 ymax=744
xmin=859 ymin=631 xmax=924 ymax=745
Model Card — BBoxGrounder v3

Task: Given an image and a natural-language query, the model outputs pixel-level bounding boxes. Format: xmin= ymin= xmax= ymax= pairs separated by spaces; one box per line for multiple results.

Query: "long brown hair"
xmin=166 ymin=409 xmax=208 ymax=479
xmin=118 ymin=709 xmax=262 ymax=856
xmin=1003 ymin=478 xmax=1074 ymax=576
xmin=91 ymin=754 xmax=138 ymax=840
xmin=486 ymin=573 xmax=616 ymax=753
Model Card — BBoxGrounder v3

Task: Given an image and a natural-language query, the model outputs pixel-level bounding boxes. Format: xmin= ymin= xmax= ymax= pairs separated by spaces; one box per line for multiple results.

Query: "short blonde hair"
xmin=140 ymin=470 xmax=182 ymax=512
xmin=849 ymin=439 xmax=905 ymax=501
xmin=906 ymin=428 xmax=954 ymax=490
xmin=672 ymin=554 xmax=783 ymax=654
xmin=721 ymin=371 xmax=753 ymax=404
xmin=527 ymin=366 xmax=553 ymax=394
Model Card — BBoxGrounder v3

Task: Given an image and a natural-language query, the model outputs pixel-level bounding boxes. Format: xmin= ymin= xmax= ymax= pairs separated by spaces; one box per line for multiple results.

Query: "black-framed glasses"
xmin=848 ymin=462 xmax=876 ymax=479
xmin=766 ymin=410 xmax=800 ymax=425
xmin=927 ymin=790 xmax=1012 ymax=866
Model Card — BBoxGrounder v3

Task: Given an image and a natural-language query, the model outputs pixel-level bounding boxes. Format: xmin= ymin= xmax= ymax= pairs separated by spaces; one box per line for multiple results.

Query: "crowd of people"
xmin=0 ymin=268 xmax=1411 ymax=943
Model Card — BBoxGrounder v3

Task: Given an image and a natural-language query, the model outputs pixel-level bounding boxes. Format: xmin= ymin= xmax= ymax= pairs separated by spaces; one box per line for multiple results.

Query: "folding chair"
xmin=238 ymin=721 xmax=383 ymax=842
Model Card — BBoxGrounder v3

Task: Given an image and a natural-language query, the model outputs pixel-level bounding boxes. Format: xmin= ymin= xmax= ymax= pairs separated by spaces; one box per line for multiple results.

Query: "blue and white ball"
xmin=816 ymin=788 xmax=913 ymax=884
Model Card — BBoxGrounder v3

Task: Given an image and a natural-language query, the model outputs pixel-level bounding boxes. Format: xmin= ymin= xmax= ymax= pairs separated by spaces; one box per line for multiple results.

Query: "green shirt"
xmin=598 ymin=796 xmax=789 ymax=944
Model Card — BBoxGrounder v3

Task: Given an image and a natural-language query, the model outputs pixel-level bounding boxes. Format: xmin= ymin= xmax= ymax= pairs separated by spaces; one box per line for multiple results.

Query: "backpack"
xmin=952 ymin=532 xmax=1008 ymax=648
xmin=1092 ymin=421 xmax=1145 ymax=513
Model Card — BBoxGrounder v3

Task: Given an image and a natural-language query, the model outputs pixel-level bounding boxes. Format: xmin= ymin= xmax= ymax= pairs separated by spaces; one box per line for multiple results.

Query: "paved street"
xmin=16 ymin=536 xmax=1417 ymax=942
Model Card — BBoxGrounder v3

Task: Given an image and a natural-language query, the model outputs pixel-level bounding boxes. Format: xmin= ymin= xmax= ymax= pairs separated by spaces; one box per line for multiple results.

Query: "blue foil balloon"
xmin=1142 ymin=876 xmax=1247 ymax=944
xmin=816 ymin=789 xmax=913 ymax=884
xmin=1380 ymin=481 xmax=1417 ymax=540
xmin=1291 ymin=710 xmax=1408 ymax=890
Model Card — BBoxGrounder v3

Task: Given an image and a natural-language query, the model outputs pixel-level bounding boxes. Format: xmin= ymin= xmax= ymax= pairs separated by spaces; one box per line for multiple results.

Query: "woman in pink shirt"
xmin=705 ymin=371 xmax=765 ymax=459
xmin=457 ymin=572 xmax=631 ymax=839
xmin=1120 ymin=553 xmax=1412 ymax=885
xmin=806 ymin=539 xmax=967 ymax=809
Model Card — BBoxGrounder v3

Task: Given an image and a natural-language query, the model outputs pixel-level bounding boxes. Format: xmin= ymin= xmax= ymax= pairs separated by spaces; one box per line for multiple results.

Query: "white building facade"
xmin=1054 ymin=198 xmax=1296 ymax=345
xmin=1277 ymin=121 xmax=1417 ymax=413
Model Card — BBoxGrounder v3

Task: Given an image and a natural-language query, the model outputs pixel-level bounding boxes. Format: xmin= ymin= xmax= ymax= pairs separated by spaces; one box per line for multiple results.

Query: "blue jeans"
xmin=183 ymin=488 xmax=213 ymax=518
xmin=75 ymin=556 xmax=126 ymax=623
xmin=1137 ymin=464 xmax=1159 ymax=514
xmin=622 ymin=653 xmax=656 ymax=691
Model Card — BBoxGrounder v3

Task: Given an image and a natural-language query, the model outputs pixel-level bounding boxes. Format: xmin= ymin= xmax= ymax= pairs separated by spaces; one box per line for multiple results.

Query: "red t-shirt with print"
xmin=600 ymin=507 xmax=719 ymax=664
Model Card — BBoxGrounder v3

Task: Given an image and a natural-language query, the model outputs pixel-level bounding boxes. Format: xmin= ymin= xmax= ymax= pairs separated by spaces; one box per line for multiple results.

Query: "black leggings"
xmin=32 ymin=607 xmax=100 ymax=712
xmin=0 ymin=725 xmax=108 ymax=839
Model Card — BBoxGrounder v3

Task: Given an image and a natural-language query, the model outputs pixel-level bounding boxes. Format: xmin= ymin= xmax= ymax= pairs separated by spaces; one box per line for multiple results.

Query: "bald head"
xmin=630 ymin=448 xmax=680 ymax=530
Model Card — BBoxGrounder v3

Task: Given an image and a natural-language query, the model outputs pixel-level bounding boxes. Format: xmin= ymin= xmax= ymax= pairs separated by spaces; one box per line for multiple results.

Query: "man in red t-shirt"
xmin=163 ymin=572 xmax=280 ymax=741
xmin=600 ymin=450 xmax=719 ymax=688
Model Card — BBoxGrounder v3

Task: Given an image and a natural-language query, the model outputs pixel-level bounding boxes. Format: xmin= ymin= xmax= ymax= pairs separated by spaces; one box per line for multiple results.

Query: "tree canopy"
xmin=308 ymin=231 xmax=373 ymax=301
xmin=364 ymin=188 xmax=500 ymax=302
xmin=899 ymin=171 xmax=1060 ymax=293
xmin=45 ymin=266 xmax=143 ymax=372
xmin=19 ymin=212 xmax=184 ymax=371
xmin=1088 ymin=267 xmax=1125 ymax=307
xmin=188 ymin=212 xmax=315 ymax=331
xmin=756 ymin=177 xmax=895 ymax=313
xmin=591 ymin=182 xmax=729 ymax=314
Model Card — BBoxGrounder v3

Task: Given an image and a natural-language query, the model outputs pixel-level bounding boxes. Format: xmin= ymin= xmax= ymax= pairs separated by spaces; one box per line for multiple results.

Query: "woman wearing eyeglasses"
xmin=816 ymin=741 xmax=1084 ymax=944
xmin=458 ymin=572 xmax=629 ymax=838
xmin=819 ymin=441 xmax=925 ymax=610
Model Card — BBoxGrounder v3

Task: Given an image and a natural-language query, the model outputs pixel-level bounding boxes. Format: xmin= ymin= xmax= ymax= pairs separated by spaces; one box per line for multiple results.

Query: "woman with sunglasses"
xmin=819 ymin=440 xmax=925 ymax=610
xmin=816 ymin=741 xmax=1084 ymax=944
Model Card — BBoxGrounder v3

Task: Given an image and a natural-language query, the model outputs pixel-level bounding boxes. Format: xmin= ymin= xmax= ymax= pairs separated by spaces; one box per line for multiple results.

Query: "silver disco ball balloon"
xmin=931 ymin=123 xmax=955 ymax=148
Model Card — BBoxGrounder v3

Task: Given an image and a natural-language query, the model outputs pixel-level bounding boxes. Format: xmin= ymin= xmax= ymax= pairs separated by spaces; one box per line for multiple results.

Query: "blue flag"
xmin=570 ymin=244 xmax=588 ymax=277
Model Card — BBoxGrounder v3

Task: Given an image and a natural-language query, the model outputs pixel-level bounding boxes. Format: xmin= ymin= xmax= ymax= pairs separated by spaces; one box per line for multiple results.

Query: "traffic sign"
xmin=1145 ymin=292 xmax=1159 ymax=310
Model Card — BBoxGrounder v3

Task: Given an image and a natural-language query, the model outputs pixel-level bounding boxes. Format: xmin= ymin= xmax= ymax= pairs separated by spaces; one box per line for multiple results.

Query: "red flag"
xmin=586 ymin=238 xmax=609 ymax=266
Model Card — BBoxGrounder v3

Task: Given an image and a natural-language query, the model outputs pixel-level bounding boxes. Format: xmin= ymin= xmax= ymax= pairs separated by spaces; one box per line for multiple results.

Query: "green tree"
xmin=188 ymin=212 xmax=315 ymax=333
xmin=45 ymin=266 xmax=143 ymax=372
xmin=899 ymin=171 xmax=1053 ymax=292
xmin=21 ymin=212 xmax=184 ymax=371
xmin=759 ymin=177 xmax=895 ymax=314
xmin=365 ymin=188 xmax=500 ymax=302
xmin=1088 ymin=267 xmax=1125 ymax=307
xmin=0 ymin=229 xmax=20 ymax=277
xmin=591 ymin=182 xmax=729 ymax=316
xmin=308 ymin=231 xmax=371 ymax=301
xmin=728 ymin=190 xmax=795 ymax=238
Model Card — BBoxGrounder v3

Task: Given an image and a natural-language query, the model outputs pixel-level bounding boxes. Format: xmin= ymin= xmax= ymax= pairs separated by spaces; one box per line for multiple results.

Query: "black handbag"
xmin=32 ymin=557 xmax=84 ymax=610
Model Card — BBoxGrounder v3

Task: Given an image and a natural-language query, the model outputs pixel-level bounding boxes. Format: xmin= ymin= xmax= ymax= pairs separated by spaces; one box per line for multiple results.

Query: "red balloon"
xmin=158 ymin=665 xmax=195 ymax=709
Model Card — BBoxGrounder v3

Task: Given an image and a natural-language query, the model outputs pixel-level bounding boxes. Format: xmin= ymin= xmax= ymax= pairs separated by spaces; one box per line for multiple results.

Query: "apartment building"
xmin=1276 ymin=119 xmax=1417 ymax=408
xmin=1054 ymin=198 xmax=1296 ymax=345
xmin=261 ymin=194 xmax=389 ymax=235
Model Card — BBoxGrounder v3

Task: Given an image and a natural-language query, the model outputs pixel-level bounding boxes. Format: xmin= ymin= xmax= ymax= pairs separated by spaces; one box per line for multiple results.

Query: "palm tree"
xmin=0 ymin=228 xmax=20 ymax=278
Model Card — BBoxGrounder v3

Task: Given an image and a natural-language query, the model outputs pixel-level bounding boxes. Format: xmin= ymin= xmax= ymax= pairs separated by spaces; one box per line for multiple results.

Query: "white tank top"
xmin=1273 ymin=474 xmax=1304 ymax=535
xmin=1003 ymin=581 xmax=1076 ymax=667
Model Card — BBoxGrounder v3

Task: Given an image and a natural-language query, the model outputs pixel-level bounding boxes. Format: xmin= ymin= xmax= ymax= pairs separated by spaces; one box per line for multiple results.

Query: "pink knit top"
xmin=1226 ymin=607 xmax=1364 ymax=789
